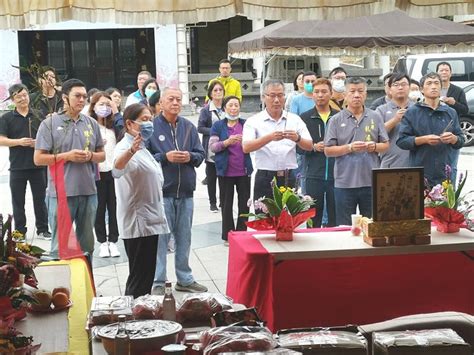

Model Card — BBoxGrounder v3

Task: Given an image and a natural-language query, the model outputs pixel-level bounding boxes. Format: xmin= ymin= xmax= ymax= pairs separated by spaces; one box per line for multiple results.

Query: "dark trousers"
xmin=334 ymin=187 xmax=372 ymax=226
xmin=95 ymin=171 xmax=119 ymax=243
xmin=205 ymin=161 xmax=218 ymax=206
xmin=9 ymin=168 xmax=49 ymax=234
xmin=253 ymin=169 xmax=296 ymax=204
xmin=218 ymin=176 xmax=251 ymax=241
xmin=124 ymin=235 xmax=159 ymax=298
xmin=305 ymin=178 xmax=336 ymax=228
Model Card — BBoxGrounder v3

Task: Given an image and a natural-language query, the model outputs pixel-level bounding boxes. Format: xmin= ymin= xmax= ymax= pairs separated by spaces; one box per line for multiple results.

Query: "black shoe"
xmin=37 ymin=231 xmax=52 ymax=241
xmin=210 ymin=204 xmax=219 ymax=213
xmin=202 ymin=177 xmax=208 ymax=185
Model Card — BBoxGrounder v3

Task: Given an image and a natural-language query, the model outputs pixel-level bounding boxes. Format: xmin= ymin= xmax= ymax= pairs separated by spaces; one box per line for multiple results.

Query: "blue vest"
xmin=211 ymin=118 xmax=253 ymax=177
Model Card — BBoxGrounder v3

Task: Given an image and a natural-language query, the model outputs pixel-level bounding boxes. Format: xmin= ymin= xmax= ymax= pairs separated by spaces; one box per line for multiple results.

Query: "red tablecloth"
xmin=226 ymin=228 xmax=474 ymax=331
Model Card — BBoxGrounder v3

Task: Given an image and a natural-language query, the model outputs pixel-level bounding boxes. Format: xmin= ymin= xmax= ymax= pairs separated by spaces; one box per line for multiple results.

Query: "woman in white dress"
xmin=88 ymin=92 xmax=120 ymax=258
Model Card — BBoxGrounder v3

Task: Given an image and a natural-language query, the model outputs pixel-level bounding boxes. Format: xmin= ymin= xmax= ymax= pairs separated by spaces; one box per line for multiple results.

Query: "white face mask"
xmin=332 ymin=79 xmax=345 ymax=93
xmin=94 ymin=105 xmax=112 ymax=117
xmin=408 ymin=90 xmax=423 ymax=103
xmin=225 ymin=112 xmax=239 ymax=121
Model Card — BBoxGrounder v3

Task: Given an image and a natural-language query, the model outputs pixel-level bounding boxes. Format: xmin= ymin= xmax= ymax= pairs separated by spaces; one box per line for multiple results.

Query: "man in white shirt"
xmin=125 ymin=71 xmax=152 ymax=108
xmin=243 ymin=79 xmax=313 ymax=202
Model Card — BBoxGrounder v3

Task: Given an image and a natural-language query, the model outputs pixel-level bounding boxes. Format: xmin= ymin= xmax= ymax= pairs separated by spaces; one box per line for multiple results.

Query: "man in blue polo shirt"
xmin=325 ymin=77 xmax=389 ymax=226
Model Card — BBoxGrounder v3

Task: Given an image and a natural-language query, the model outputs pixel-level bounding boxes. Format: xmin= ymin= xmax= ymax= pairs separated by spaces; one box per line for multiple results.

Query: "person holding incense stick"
xmin=397 ymin=72 xmax=465 ymax=186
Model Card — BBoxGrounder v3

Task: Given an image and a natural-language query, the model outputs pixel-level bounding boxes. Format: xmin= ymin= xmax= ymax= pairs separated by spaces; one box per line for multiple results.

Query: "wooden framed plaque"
xmin=372 ymin=167 xmax=424 ymax=222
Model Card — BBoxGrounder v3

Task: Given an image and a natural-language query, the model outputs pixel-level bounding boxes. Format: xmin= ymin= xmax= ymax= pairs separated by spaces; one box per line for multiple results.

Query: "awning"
xmin=0 ymin=0 xmax=473 ymax=29
xmin=228 ymin=10 xmax=474 ymax=58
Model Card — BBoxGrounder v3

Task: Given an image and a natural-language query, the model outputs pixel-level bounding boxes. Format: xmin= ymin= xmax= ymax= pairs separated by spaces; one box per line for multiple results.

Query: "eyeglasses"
xmin=264 ymin=93 xmax=285 ymax=100
xmin=391 ymin=82 xmax=409 ymax=88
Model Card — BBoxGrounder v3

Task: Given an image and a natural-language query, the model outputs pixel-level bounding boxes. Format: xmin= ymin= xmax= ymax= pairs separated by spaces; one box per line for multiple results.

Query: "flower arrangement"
xmin=244 ymin=178 xmax=316 ymax=241
xmin=0 ymin=317 xmax=40 ymax=354
xmin=424 ymin=165 xmax=473 ymax=233
xmin=0 ymin=214 xmax=42 ymax=354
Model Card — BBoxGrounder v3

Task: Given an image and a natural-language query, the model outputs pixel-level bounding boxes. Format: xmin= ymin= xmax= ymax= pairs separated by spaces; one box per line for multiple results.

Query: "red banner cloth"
xmin=49 ymin=160 xmax=84 ymax=260
xmin=226 ymin=228 xmax=474 ymax=331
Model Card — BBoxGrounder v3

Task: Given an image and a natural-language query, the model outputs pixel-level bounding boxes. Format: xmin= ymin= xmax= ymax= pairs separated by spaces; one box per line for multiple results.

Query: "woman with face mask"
xmin=105 ymin=87 xmax=124 ymax=138
xmin=285 ymin=71 xmax=305 ymax=112
xmin=140 ymin=78 xmax=160 ymax=107
xmin=408 ymin=79 xmax=423 ymax=103
xmin=209 ymin=96 xmax=253 ymax=245
xmin=113 ymin=103 xmax=169 ymax=298
xmin=89 ymin=92 xmax=120 ymax=258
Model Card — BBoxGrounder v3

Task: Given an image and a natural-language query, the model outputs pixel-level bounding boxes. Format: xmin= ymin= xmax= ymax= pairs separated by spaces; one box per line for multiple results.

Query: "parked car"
xmin=460 ymin=84 xmax=474 ymax=147
xmin=394 ymin=52 xmax=474 ymax=88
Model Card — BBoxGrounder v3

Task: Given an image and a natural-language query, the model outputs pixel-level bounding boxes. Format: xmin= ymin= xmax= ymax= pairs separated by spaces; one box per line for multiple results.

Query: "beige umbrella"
xmin=228 ymin=10 xmax=474 ymax=58
xmin=0 ymin=0 xmax=473 ymax=29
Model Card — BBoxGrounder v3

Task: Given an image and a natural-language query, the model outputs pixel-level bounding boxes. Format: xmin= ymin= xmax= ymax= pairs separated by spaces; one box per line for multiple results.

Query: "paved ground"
xmin=0 ymin=112 xmax=473 ymax=299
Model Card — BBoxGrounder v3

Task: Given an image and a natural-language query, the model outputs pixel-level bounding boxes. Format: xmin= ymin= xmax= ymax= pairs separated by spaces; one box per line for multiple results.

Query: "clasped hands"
xmin=166 ymin=150 xmax=191 ymax=163
xmin=350 ymin=141 xmax=377 ymax=153
xmin=270 ymin=130 xmax=299 ymax=142
xmin=224 ymin=134 xmax=242 ymax=147
xmin=425 ymin=132 xmax=457 ymax=145
xmin=67 ymin=149 xmax=93 ymax=163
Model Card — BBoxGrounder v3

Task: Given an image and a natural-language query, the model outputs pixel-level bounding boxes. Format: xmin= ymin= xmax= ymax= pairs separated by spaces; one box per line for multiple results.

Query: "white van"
xmin=396 ymin=52 xmax=474 ymax=88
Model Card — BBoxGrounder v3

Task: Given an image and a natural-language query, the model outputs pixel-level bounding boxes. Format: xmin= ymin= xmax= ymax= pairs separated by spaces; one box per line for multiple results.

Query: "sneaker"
xmin=99 ymin=242 xmax=110 ymax=258
xmin=175 ymin=281 xmax=208 ymax=293
xmin=210 ymin=204 xmax=219 ymax=213
xmin=151 ymin=285 xmax=165 ymax=296
xmin=37 ymin=231 xmax=52 ymax=241
xmin=202 ymin=177 xmax=208 ymax=185
xmin=108 ymin=242 xmax=121 ymax=257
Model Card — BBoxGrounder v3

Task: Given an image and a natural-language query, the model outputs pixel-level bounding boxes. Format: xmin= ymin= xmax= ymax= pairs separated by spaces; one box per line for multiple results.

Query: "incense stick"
xmin=442 ymin=119 xmax=453 ymax=133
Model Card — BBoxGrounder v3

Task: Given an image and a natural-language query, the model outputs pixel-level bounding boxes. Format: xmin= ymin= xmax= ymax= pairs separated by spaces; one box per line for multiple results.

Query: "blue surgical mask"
xmin=145 ymin=89 xmax=156 ymax=99
xmin=138 ymin=121 xmax=154 ymax=141
xmin=304 ymin=82 xmax=313 ymax=94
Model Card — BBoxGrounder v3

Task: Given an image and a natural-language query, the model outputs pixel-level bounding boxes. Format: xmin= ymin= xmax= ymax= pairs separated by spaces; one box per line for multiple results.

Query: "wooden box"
xmin=362 ymin=218 xmax=431 ymax=238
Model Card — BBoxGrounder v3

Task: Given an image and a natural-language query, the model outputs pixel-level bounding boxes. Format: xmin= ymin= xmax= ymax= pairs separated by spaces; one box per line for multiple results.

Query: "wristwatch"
xmin=295 ymin=133 xmax=301 ymax=143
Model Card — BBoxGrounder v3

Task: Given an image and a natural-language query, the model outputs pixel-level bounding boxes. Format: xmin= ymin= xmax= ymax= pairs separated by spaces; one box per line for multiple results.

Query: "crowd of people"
xmin=0 ymin=57 xmax=467 ymax=298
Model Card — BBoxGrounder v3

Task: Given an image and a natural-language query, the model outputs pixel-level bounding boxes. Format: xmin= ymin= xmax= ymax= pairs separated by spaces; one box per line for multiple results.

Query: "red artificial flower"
xmin=425 ymin=206 xmax=465 ymax=233
xmin=245 ymin=208 xmax=316 ymax=233
xmin=245 ymin=217 xmax=276 ymax=230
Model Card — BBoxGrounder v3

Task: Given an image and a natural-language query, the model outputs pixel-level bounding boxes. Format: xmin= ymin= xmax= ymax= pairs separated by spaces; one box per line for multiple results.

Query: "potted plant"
xmin=244 ymin=178 xmax=315 ymax=241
